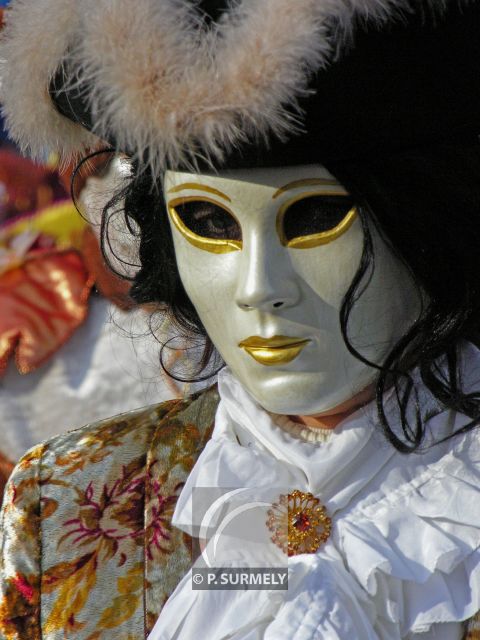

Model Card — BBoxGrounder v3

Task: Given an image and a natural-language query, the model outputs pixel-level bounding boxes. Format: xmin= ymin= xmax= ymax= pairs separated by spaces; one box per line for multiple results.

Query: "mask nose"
xmin=235 ymin=234 xmax=300 ymax=312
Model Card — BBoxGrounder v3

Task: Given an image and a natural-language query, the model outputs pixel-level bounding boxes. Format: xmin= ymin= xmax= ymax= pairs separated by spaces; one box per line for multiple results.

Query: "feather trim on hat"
xmin=0 ymin=0 xmax=98 ymax=162
xmin=0 ymin=0 xmax=458 ymax=175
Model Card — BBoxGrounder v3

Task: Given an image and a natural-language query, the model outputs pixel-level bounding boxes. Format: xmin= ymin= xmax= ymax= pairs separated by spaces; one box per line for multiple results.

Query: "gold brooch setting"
xmin=266 ymin=489 xmax=332 ymax=556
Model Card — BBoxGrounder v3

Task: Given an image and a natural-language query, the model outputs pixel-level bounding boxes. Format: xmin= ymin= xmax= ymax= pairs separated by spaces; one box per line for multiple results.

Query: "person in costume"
xmin=0 ymin=1 xmax=479 ymax=639
xmin=0 ymin=151 xmax=185 ymax=465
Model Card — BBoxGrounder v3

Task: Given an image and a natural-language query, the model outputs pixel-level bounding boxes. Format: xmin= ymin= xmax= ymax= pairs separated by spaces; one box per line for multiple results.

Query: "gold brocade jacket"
xmin=0 ymin=385 xmax=478 ymax=640
xmin=0 ymin=387 xmax=218 ymax=640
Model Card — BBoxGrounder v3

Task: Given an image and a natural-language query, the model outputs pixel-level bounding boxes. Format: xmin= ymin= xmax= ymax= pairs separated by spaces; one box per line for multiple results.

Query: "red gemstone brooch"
xmin=266 ymin=490 xmax=332 ymax=556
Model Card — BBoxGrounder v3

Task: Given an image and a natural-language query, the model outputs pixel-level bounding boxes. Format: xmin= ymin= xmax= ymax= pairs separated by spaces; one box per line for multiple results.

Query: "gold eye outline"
xmin=167 ymin=196 xmax=242 ymax=254
xmin=276 ymin=191 xmax=358 ymax=249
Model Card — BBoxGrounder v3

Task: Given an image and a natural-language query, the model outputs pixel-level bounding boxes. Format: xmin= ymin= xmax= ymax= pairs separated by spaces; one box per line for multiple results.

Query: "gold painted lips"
xmin=239 ymin=335 xmax=310 ymax=366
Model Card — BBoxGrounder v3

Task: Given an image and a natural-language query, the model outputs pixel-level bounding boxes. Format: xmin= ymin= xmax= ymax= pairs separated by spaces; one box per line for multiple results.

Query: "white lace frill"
xmin=149 ymin=345 xmax=480 ymax=640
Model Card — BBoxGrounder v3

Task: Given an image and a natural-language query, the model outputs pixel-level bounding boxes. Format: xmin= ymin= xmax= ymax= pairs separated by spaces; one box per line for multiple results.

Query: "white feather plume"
xmin=0 ymin=0 xmax=98 ymax=162
xmin=0 ymin=0 xmax=459 ymax=176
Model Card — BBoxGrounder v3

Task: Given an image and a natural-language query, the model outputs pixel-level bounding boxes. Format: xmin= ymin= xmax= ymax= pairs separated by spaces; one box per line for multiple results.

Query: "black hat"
xmin=1 ymin=0 xmax=478 ymax=174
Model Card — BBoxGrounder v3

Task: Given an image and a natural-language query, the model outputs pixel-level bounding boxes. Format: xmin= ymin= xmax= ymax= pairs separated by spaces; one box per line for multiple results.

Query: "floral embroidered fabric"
xmin=0 ymin=387 xmax=218 ymax=639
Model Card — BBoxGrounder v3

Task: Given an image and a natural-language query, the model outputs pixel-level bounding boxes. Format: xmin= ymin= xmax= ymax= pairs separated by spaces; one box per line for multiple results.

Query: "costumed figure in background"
xmin=0 ymin=148 xmax=72 ymax=490
xmin=0 ymin=149 xmax=185 ymax=468
xmin=0 ymin=1 xmax=479 ymax=639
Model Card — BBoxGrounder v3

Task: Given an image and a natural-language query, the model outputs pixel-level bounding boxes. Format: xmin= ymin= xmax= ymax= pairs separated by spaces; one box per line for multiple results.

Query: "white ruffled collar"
xmin=149 ymin=345 xmax=480 ymax=640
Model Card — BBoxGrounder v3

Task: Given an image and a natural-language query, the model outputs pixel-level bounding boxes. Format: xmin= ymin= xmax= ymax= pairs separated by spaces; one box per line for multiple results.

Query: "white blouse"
xmin=149 ymin=344 xmax=480 ymax=639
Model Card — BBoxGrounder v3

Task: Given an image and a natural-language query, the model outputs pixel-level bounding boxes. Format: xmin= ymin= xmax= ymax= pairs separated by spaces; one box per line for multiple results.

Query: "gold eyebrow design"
xmin=167 ymin=182 xmax=232 ymax=202
xmin=272 ymin=178 xmax=346 ymax=200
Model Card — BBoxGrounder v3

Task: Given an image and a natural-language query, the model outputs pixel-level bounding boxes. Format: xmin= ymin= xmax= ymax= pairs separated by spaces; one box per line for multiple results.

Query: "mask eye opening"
xmin=167 ymin=196 xmax=242 ymax=254
xmin=276 ymin=191 xmax=357 ymax=249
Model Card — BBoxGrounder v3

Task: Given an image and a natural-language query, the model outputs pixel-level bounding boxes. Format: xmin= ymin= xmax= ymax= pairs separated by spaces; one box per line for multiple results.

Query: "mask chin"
xmin=233 ymin=354 xmax=378 ymax=418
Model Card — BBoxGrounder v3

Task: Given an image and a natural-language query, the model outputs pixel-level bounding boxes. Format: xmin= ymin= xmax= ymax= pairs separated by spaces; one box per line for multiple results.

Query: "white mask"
xmin=163 ymin=165 xmax=420 ymax=416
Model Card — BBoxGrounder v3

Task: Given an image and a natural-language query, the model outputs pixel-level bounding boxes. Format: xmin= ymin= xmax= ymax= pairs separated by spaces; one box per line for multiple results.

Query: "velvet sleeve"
xmin=0 ymin=444 xmax=44 ymax=640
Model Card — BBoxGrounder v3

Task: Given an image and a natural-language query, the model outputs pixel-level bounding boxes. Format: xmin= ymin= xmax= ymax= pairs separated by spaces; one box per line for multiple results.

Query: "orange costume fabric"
xmin=0 ymin=198 xmax=133 ymax=377
xmin=0 ymin=249 xmax=93 ymax=375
